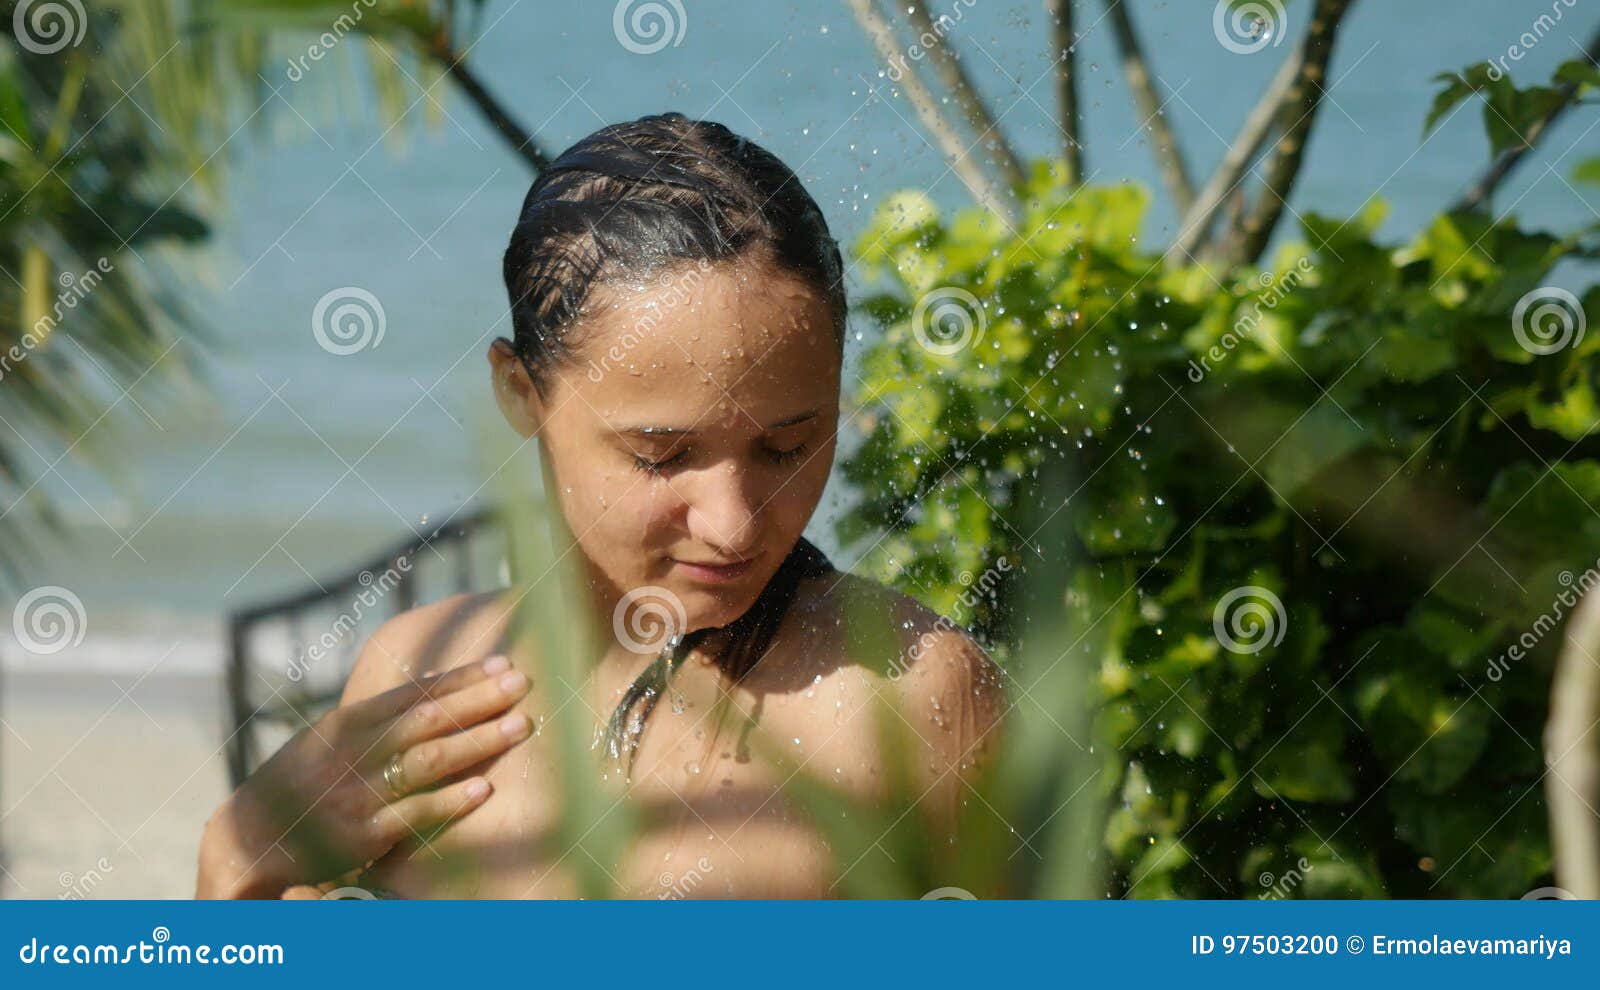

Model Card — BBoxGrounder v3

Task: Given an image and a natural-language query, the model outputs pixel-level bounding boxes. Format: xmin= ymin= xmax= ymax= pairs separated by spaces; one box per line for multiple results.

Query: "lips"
xmin=671 ymin=556 xmax=757 ymax=584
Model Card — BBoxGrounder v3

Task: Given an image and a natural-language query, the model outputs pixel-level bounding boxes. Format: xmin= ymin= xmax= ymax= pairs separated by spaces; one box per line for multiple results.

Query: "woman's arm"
xmin=895 ymin=626 xmax=1006 ymax=816
xmin=194 ymin=645 xmax=532 ymax=898
xmin=195 ymin=794 xmax=292 ymax=899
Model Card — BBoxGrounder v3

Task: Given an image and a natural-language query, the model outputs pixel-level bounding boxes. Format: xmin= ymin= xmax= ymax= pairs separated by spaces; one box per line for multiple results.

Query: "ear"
xmin=488 ymin=339 xmax=545 ymax=438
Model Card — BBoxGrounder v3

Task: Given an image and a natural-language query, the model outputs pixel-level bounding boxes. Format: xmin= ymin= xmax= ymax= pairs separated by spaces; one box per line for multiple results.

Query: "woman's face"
xmin=490 ymin=257 xmax=841 ymax=638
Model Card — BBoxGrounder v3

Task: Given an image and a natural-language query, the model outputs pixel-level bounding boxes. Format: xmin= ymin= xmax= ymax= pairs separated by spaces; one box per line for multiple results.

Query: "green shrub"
xmin=839 ymin=144 xmax=1600 ymax=896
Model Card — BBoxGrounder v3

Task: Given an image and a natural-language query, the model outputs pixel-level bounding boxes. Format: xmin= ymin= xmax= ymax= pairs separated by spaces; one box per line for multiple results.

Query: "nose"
xmin=684 ymin=464 xmax=762 ymax=558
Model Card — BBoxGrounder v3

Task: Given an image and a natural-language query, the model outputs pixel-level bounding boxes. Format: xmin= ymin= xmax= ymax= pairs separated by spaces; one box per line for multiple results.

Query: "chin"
xmin=679 ymin=584 xmax=763 ymax=633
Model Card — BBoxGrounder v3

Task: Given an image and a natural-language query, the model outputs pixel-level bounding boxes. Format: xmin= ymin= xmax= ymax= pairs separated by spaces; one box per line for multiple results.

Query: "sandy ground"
xmin=0 ymin=670 xmax=233 ymax=899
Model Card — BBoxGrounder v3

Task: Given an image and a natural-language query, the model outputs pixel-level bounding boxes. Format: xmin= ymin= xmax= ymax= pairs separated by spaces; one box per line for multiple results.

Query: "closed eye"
xmin=767 ymin=442 xmax=808 ymax=466
xmin=631 ymin=450 xmax=688 ymax=476
xmin=629 ymin=440 xmax=811 ymax=476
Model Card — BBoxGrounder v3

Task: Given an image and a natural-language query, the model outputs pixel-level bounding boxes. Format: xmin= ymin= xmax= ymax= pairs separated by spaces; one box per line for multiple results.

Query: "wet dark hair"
xmin=502 ymin=111 xmax=847 ymax=391
xmin=500 ymin=112 xmax=844 ymax=767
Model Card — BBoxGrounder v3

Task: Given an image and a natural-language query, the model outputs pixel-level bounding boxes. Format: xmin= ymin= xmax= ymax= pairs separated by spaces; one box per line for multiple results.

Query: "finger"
xmin=281 ymin=885 xmax=324 ymax=900
xmin=372 ymin=776 xmax=493 ymax=845
xmin=346 ymin=655 xmax=512 ymax=726
xmin=383 ymin=667 xmax=530 ymax=751
xmin=391 ymin=711 xmax=532 ymax=793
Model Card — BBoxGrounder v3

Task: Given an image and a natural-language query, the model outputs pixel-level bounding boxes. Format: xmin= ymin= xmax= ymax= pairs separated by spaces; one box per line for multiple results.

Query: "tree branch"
xmin=846 ymin=0 xmax=1018 ymax=223
xmin=423 ymin=30 xmax=552 ymax=174
xmin=1216 ymin=0 xmax=1357 ymax=268
xmin=1102 ymin=0 xmax=1195 ymax=213
xmin=1050 ymin=0 xmax=1084 ymax=186
xmin=1451 ymin=24 xmax=1600 ymax=214
xmin=1547 ymin=587 xmax=1600 ymax=900
xmin=902 ymin=1 xmax=1027 ymax=190
xmin=1163 ymin=39 xmax=1304 ymax=266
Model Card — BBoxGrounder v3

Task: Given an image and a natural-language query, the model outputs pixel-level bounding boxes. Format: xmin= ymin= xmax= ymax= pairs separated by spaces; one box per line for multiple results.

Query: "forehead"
xmin=555 ymin=259 xmax=841 ymax=427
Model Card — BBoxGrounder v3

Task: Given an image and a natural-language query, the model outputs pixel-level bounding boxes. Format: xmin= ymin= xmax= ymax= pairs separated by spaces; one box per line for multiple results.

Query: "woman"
xmin=196 ymin=113 xmax=1003 ymax=899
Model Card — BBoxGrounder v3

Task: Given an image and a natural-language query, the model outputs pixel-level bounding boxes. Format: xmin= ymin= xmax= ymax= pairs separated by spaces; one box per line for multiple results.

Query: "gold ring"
xmin=382 ymin=751 xmax=408 ymax=799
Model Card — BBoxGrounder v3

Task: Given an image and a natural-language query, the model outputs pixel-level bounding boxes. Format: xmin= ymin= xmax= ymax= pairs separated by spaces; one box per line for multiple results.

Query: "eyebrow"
xmin=616 ymin=410 xmax=819 ymax=438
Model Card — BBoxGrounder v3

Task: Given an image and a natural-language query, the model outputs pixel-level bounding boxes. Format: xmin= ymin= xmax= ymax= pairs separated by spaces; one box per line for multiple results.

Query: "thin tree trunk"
xmin=1451 ymin=24 xmax=1600 ymax=214
xmin=423 ymin=31 xmax=552 ymax=174
xmin=903 ymin=1 xmax=1027 ymax=189
xmin=1164 ymin=41 xmax=1303 ymax=266
xmin=846 ymin=0 xmax=1018 ymax=223
xmin=1050 ymin=0 xmax=1083 ymax=187
xmin=1217 ymin=0 xmax=1357 ymax=268
xmin=1102 ymin=0 xmax=1194 ymax=213
xmin=1547 ymin=587 xmax=1600 ymax=900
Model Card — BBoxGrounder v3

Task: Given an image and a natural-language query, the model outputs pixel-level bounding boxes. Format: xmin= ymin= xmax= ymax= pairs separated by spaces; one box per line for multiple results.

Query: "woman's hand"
xmin=196 ymin=655 xmax=533 ymax=898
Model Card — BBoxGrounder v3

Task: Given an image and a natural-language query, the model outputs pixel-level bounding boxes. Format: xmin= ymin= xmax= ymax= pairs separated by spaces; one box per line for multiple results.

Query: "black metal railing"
xmin=224 ymin=506 xmax=501 ymax=787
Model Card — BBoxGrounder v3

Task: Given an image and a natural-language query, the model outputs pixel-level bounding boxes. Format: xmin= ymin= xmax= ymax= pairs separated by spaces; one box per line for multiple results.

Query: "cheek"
xmin=543 ymin=440 xmax=635 ymax=535
xmin=767 ymin=436 xmax=836 ymax=527
xmin=560 ymin=466 xmax=683 ymax=561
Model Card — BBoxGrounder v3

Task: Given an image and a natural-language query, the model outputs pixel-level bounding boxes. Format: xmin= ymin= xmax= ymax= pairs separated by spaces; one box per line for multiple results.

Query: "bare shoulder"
xmin=338 ymin=590 xmax=516 ymax=706
xmin=795 ymin=571 xmax=1006 ymax=750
